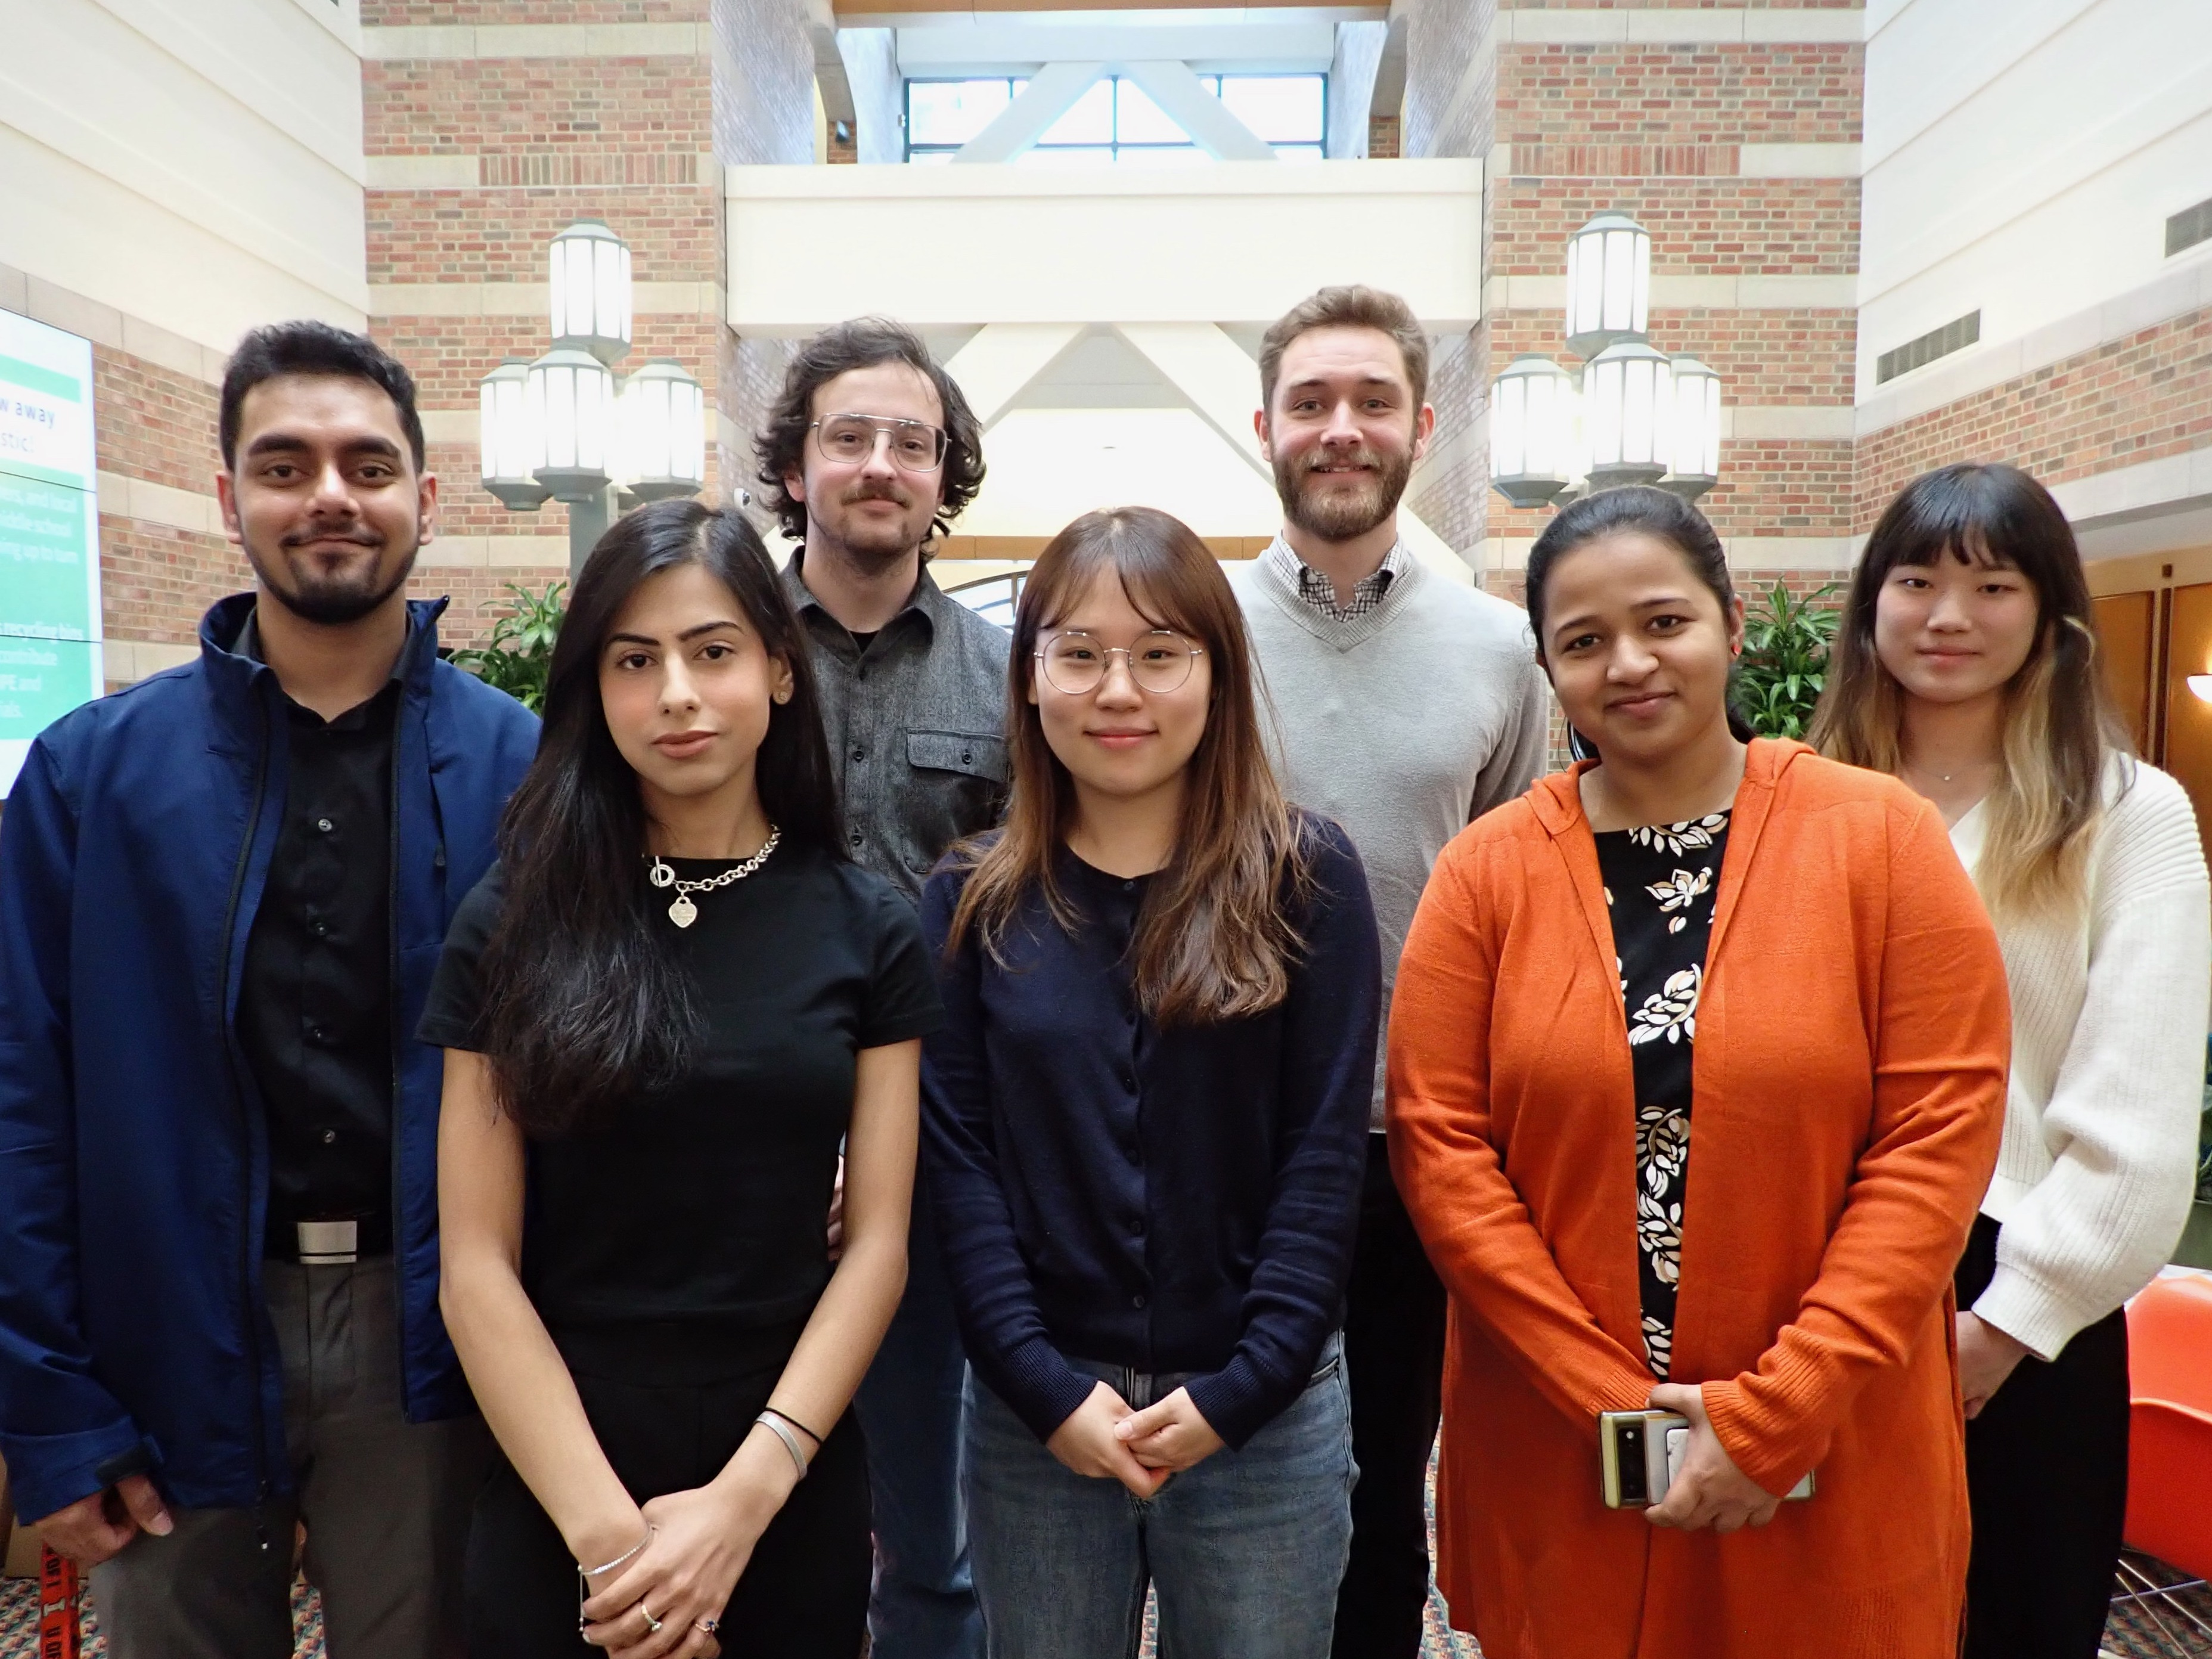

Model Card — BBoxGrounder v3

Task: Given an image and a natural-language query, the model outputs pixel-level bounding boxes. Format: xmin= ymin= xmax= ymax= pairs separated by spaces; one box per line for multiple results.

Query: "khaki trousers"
xmin=89 ymin=1257 xmax=487 ymax=1659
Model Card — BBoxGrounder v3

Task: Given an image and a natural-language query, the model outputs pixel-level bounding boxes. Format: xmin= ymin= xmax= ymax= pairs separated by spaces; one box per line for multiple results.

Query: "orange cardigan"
xmin=1388 ymin=739 xmax=2009 ymax=1659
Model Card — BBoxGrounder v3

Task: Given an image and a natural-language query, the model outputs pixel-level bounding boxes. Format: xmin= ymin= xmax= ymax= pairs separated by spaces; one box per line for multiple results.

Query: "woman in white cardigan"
xmin=1811 ymin=461 xmax=2210 ymax=1659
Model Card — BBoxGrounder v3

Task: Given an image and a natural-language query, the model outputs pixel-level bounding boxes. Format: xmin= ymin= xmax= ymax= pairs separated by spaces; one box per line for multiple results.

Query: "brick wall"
xmin=1405 ymin=4 xmax=1864 ymax=594
xmin=1856 ymin=307 xmax=2212 ymax=528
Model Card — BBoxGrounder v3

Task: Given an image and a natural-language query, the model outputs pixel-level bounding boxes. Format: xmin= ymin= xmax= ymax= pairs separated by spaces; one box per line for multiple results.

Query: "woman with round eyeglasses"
xmin=920 ymin=506 xmax=1382 ymax=1658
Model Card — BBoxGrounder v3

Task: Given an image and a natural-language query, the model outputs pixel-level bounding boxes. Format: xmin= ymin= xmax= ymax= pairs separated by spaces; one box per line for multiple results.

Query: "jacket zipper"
xmin=216 ymin=700 xmax=275 ymax=1512
xmin=386 ymin=675 xmax=409 ymax=1417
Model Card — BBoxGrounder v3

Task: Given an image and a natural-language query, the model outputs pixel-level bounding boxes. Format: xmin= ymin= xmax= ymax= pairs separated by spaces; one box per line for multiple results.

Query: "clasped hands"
xmin=1045 ymin=1379 xmax=1226 ymax=1496
xmin=1640 ymin=1382 xmax=1782 ymax=1535
xmin=577 ymin=1429 xmax=800 ymax=1659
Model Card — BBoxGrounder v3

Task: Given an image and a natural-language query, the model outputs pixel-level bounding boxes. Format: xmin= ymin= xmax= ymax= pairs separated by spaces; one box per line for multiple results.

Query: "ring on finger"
xmin=641 ymin=1604 xmax=663 ymax=1634
xmin=696 ymin=1617 xmax=720 ymax=1633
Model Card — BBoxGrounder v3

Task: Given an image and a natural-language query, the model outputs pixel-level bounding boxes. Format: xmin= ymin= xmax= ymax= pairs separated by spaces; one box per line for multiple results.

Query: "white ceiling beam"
xmin=953 ymin=60 xmax=1106 ymax=162
xmin=944 ymin=322 xmax=1088 ymax=426
xmin=895 ymin=19 xmax=1338 ymax=72
xmin=1119 ymin=60 xmax=1275 ymax=160
xmin=1112 ymin=321 xmax=1270 ymax=473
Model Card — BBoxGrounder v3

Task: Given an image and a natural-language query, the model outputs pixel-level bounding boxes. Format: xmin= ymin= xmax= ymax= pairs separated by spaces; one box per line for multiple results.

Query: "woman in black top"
xmin=420 ymin=501 xmax=938 ymax=1657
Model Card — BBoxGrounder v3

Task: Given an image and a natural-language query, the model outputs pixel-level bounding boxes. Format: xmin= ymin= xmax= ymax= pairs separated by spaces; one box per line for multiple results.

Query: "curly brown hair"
xmin=753 ymin=317 xmax=986 ymax=545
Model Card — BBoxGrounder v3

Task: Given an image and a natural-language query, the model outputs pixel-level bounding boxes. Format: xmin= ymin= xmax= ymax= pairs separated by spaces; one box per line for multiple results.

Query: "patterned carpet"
xmin=2 ymin=1531 xmax=2202 ymax=1656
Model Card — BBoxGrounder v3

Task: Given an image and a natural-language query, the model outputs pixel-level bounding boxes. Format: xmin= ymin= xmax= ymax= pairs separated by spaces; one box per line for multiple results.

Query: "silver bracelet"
xmin=578 ymin=1524 xmax=654 ymax=1581
xmin=755 ymin=1411 xmax=811 ymax=1479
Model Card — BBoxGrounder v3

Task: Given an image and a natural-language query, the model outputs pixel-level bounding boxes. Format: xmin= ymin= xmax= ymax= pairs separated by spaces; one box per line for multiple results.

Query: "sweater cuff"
xmin=1184 ymin=1355 xmax=1296 ymax=1453
xmin=1971 ymin=1261 xmax=2102 ymax=1363
xmin=988 ymin=1334 xmax=1100 ymax=1445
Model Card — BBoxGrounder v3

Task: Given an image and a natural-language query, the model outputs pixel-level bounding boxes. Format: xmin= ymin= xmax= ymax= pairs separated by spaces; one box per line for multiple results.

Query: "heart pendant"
xmin=668 ymin=894 xmax=697 ymax=928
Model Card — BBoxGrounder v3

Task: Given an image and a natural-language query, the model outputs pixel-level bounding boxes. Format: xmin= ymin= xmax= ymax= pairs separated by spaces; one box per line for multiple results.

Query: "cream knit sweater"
xmin=1952 ymin=757 xmax=2211 ymax=1360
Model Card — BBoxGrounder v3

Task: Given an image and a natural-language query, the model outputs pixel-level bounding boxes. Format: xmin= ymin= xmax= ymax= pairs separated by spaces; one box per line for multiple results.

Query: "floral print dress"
xmin=1593 ymin=811 xmax=1731 ymax=1381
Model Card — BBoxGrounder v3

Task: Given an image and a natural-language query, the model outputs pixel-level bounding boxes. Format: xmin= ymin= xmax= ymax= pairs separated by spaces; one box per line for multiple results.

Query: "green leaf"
xmin=450 ymin=580 xmax=566 ymax=714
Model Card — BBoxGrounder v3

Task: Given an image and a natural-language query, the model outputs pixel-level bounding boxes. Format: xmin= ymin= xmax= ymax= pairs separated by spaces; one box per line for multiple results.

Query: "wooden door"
xmin=2161 ymin=582 xmax=2212 ymax=866
xmin=2092 ymin=591 xmax=2155 ymax=756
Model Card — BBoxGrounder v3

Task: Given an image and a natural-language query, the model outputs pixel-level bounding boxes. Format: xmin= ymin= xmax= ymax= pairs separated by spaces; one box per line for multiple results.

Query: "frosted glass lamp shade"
xmin=1488 ymin=355 xmax=1579 ymax=510
xmin=617 ymin=360 xmax=708 ymax=504
xmin=2189 ymin=675 xmax=2212 ymax=705
xmin=1583 ymin=338 xmax=1674 ymax=491
xmin=528 ymin=348 xmax=615 ymax=501
xmin=479 ymin=358 xmax=550 ymax=511
xmin=1660 ymin=355 xmax=1723 ymax=502
xmin=550 ymin=220 xmax=633 ymax=367
xmin=1565 ymin=212 xmax=1652 ymax=360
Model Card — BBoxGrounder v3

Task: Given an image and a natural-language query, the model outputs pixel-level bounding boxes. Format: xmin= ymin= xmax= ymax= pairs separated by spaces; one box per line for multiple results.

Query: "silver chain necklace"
xmin=647 ymin=826 xmax=781 ymax=928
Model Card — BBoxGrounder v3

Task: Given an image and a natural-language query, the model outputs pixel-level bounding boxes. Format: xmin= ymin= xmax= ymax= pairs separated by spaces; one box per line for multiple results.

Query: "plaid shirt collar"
xmin=1263 ymin=535 xmax=1412 ymax=622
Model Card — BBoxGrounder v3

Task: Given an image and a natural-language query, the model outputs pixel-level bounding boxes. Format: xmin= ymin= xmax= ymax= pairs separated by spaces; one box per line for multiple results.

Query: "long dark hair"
xmin=944 ymin=507 xmax=1310 ymax=1026
xmin=753 ymin=317 xmax=986 ymax=545
xmin=1525 ymin=485 xmax=1755 ymax=746
xmin=476 ymin=499 xmax=842 ymax=1136
xmin=1808 ymin=463 xmax=2126 ymax=919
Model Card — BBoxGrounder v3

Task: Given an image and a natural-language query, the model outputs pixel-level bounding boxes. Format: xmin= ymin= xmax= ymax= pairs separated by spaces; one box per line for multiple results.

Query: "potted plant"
xmin=449 ymin=581 xmax=565 ymax=714
xmin=1733 ymin=580 xmax=1840 ymax=741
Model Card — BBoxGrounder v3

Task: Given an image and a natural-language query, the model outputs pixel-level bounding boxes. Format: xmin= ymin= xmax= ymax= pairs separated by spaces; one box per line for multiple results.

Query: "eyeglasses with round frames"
xmin=809 ymin=413 xmax=948 ymax=473
xmin=1036 ymin=630 xmax=1206 ymax=697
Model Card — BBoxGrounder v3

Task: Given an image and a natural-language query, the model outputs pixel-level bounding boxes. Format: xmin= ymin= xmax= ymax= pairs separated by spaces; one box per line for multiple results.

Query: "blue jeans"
xmin=964 ymin=1337 xmax=1356 ymax=1659
xmin=854 ymin=1186 xmax=984 ymax=1659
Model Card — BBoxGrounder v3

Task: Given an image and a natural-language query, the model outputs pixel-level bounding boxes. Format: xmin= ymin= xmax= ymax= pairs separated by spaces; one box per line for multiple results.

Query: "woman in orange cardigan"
xmin=1388 ymin=485 xmax=2009 ymax=1659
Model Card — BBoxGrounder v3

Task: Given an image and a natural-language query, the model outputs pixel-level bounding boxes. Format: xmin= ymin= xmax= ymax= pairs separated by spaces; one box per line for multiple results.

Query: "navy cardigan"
xmin=920 ymin=814 xmax=1380 ymax=1449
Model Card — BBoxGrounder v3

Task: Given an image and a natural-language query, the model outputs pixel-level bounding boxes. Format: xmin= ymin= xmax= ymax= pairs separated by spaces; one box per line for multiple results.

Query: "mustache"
xmin=281 ymin=526 xmax=383 ymax=550
xmin=1294 ymin=448 xmax=1386 ymax=479
xmin=841 ymin=480 xmax=911 ymax=506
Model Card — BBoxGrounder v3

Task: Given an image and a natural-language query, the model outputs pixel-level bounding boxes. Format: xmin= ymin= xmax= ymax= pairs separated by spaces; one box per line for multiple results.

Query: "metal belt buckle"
xmin=297 ymin=1219 xmax=359 ymax=1266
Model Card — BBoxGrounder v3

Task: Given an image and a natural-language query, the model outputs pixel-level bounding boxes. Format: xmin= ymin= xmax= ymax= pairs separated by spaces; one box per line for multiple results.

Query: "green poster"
xmin=0 ymin=307 xmax=103 ymax=797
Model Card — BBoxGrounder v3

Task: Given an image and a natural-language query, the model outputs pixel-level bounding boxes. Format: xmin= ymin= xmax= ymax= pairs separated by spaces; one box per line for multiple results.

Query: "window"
xmin=2168 ymin=196 xmax=2212 ymax=259
xmin=903 ymin=74 xmax=1325 ymax=163
xmin=1875 ymin=311 xmax=1981 ymax=386
xmin=945 ymin=570 xmax=1025 ymax=630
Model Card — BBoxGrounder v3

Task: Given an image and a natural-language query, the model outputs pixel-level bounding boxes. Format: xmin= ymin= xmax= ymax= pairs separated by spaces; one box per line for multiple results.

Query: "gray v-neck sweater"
xmin=1230 ymin=544 xmax=1552 ymax=1128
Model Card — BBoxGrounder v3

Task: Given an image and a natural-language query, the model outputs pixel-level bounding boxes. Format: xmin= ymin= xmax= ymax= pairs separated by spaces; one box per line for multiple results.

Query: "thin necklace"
xmin=646 ymin=827 xmax=780 ymax=928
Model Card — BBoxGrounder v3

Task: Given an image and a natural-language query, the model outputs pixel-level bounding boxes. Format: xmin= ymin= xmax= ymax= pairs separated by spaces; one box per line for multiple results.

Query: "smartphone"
xmin=1662 ymin=1427 xmax=1817 ymax=1502
xmin=1602 ymin=1411 xmax=1817 ymax=1508
xmin=1599 ymin=1410 xmax=1686 ymax=1508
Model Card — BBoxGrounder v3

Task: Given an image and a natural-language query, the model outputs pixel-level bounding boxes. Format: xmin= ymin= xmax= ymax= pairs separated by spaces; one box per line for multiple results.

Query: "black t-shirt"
xmin=417 ymin=840 xmax=941 ymax=1331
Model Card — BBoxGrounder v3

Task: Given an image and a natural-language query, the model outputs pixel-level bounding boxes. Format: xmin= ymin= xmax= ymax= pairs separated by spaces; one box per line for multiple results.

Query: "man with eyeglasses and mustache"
xmin=1228 ymin=286 xmax=1550 ymax=1659
xmin=757 ymin=317 xmax=1005 ymax=1659
xmin=0 ymin=322 xmax=536 ymax=1657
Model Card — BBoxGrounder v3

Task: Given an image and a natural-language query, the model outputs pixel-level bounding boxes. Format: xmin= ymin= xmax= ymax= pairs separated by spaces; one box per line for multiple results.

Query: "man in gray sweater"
xmin=1227 ymin=286 xmax=1550 ymax=1659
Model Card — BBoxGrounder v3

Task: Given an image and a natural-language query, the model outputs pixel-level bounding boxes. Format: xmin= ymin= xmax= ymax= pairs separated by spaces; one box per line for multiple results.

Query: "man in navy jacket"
xmin=0 ymin=323 xmax=537 ymax=1658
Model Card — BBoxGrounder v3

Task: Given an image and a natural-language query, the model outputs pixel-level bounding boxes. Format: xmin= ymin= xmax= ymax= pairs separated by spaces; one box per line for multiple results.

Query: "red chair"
xmin=2124 ymin=1273 xmax=2212 ymax=1580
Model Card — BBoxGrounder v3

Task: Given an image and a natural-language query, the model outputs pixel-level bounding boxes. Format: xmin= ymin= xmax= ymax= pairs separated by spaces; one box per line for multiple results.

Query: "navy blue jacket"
xmin=0 ymin=594 xmax=538 ymax=1522
xmin=921 ymin=815 xmax=1380 ymax=1450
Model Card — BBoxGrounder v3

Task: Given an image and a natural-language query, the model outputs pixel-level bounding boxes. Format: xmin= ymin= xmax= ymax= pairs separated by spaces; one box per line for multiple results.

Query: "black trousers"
xmin=1956 ymin=1213 xmax=2132 ymax=1659
xmin=1331 ymin=1135 xmax=1448 ymax=1659
xmin=464 ymin=1320 xmax=872 ymax=1658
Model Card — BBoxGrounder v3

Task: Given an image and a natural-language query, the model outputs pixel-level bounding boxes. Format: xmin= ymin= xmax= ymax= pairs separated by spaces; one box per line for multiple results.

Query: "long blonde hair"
xmin=943 ymin=507 xmax=1310 ymax=1025
xmin=1808 ymin=463 xmax=2129 ymax=920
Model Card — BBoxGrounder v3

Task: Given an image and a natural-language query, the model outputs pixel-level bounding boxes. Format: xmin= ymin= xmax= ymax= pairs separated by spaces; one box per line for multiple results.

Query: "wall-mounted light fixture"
xmin=479 ymin=222 xmax=706 ymax=577
xmin=1490 ymin=212 xmax=1725 ymax=511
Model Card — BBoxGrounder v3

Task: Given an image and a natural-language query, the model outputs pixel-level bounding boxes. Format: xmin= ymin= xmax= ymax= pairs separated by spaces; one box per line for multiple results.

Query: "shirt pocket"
xmin=902 ymin=730 xmax=1010 ymax=875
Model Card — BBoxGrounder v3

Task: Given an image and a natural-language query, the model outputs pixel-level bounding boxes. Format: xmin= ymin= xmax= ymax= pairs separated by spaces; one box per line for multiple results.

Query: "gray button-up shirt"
xmin=781 ymin=553 xmax=1012 ymax=906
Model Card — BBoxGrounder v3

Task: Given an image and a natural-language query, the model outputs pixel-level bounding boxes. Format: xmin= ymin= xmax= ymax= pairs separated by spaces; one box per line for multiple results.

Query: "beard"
xmin=247 ymin=531 xmax=418 ymax=626
xmin=1276 ymin=444 xmax=1414 ymax=542
xmin=816 ymin=482 xmax=927 ymax=573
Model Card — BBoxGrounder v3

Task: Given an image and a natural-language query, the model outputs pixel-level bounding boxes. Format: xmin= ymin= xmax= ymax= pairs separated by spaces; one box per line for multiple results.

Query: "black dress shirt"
xmin=235 ymin=625 xmax=402 ymax=1258
xmin=780 ymin=554 xmax=1010 ymax=903
xmin=920 ymin=819 xmax=1382 ymax=1450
